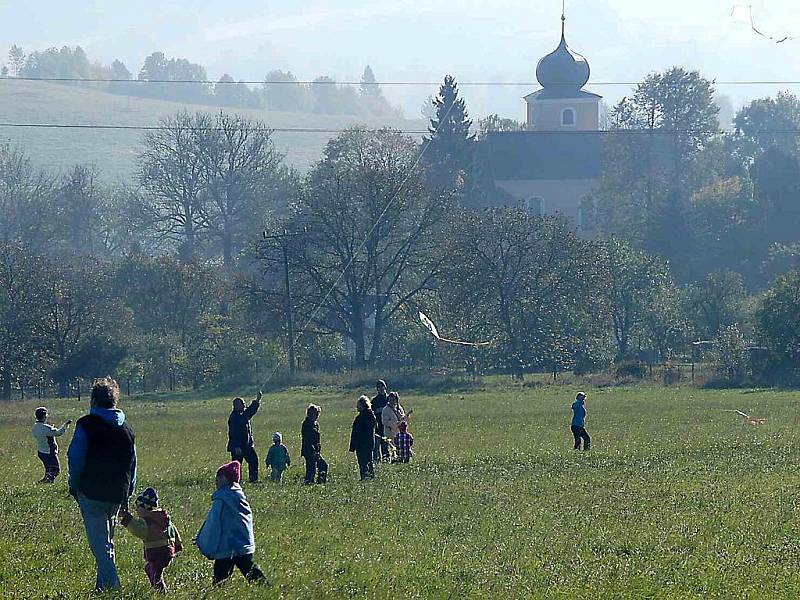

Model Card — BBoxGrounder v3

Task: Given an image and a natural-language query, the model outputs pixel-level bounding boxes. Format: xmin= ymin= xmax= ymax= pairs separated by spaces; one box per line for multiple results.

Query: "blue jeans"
xmin=77 ymin=494 xmax=121 ymax=591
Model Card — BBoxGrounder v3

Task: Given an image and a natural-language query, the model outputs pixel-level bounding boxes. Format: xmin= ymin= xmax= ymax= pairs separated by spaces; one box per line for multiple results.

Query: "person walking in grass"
xmin=118 ymin=487 xmax=183 ymax=593
xmin=301 ymin=404 xmax=327 ymax=484
xmin=265 ymin=432 xmax=291 ymax=483
xmin=227 ymin=391 xmax=262 ymax=484
xmin=571 ymin=392 xmax=591 ymax=451
xmin=196 ymin=461 xmax=268 ymax=586
xmin=67 ymin=377 xmax=137 ymax=593
xmin=349 ymin=395 xmax=376 ymax=481
xmin=395 ymin=420 xmax=414 ymax=463
xmin=372 ymin=380 xmax=389 ymax=462
xmin=31 ymin=407 xmax=71 ymax=483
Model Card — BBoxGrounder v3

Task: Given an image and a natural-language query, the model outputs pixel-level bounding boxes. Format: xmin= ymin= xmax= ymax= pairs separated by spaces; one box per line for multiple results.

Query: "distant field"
xmin=0 ymin=383 xmax=799 ymax=598
xmin=0 ymin=80 xmax=425 ymax=181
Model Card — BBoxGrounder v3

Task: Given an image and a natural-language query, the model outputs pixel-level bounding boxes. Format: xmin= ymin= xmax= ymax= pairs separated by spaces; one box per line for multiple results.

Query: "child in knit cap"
xmin=265 ymin=432 xmax=291 ymax=482
xmin=119 ymin=487 xmax=183 ymax=593
xmin=31 ymin=407 xmax=71 ymax=483
xmin=195 ymin=461 xmax=268 ymax=586
xmin=394 ymin=420 xmax=414 ymax=463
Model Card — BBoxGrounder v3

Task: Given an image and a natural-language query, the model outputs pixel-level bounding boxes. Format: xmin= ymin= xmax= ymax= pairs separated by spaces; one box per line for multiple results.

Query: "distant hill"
xmin=0 ymin=80 xmax=425 ymax=182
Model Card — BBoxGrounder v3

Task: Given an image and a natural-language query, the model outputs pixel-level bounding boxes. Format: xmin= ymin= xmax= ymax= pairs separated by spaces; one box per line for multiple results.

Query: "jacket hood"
xmin=90 ymin=406 xmax=126 ymax=426
xmin=142 ymin=508 xmax=170 ymax=529
xmin=213 ymin=483 xmax=251 ymax=515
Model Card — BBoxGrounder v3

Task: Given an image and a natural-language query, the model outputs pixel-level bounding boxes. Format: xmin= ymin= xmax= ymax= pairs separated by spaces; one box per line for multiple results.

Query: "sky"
xmin=1 ymin=0 xmax=799 ymax=121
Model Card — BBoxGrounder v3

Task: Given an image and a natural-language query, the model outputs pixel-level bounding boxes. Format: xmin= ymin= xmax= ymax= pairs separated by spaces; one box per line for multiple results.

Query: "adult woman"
xmin=349 ymin=395 xmax=376 ymax=480
xmin=381 ymin=391 xmax=406 ymax=441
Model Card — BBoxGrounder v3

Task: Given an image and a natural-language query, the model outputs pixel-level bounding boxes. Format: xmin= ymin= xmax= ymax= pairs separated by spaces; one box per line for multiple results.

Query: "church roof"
xmin=480 ymin=131 xmax=603 ymax=181
xmin=531 ymin=15 xmax=600 ymax=100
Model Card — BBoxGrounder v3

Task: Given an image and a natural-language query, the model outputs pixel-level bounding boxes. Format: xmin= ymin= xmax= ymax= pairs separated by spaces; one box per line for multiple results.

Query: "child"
xmin=31 ymin=407 xmax=71 ymax=483
xmin=394 ymin=420 xmax=414 ymax=463
xmin=301 ymin=404 xmax=328 ymax=484
xmin=265 ymin=432 xmax=291 ymax=482
xmin=571 ymin=392 xmax=591 ymax=451
xmin=196 ymin=461 xmax=268 ymax=586
xmin=119 ymin=487 xmax=183 ymax=593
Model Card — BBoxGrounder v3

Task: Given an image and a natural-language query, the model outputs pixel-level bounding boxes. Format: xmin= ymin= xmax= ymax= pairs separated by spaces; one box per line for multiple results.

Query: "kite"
xmin=418 ymin=311 xmax=491 ymax=347
xmin=723 ymin=409 xmax=767 ymax=425
xmin=731 ymin=5 xmax=793 ymax=43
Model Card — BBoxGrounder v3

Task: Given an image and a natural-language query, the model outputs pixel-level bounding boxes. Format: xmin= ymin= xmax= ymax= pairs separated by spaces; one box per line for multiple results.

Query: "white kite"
xmin=723 ymin=409 xmax=767 ymax=425
xmin=418 ymin=311 xmax=491 ymax=347
xmin=731 ymin=5 xmax=793 ymax=43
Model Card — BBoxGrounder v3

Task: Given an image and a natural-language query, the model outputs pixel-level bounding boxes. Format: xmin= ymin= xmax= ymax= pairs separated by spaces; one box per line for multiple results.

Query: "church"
xmin=481 ymin=14 xmax=603 ymax=233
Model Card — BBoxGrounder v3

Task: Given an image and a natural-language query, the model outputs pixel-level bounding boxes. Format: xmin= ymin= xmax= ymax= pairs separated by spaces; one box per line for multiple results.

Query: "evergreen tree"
xmin=424 ymin=75 xmax=475 ymax=188
xmin=359 ymin=65 xmax=381 ymax=97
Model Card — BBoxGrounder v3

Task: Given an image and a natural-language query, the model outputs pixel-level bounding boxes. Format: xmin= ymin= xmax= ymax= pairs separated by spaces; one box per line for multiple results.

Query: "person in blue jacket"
xmin=67 ymin=377 xmax=137 ymax=593
xmin=571 ymin=392 xmax=591 ymax=451
xmin=195 ymin=461 xmax=268 ymax=586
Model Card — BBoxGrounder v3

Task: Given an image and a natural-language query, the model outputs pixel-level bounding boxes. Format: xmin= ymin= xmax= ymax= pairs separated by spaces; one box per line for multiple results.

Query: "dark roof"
xmin=524 ymin=88 xmax=602 ymax=101
xmin=481 ymin=131 xmax=603 ymax=181
xmin=536 ymin=32 xmax=591 ymax=92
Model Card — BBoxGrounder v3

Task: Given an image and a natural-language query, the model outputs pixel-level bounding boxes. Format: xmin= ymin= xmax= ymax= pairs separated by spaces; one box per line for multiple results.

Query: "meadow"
xmin=1 ymin=382 xmax=799 ymax=599
xmin=0 ymin=80 xmax=424 ymax=180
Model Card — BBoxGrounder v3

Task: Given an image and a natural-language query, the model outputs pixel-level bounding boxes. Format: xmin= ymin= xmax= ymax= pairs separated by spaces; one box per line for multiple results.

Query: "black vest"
xmin=76 ymin=414 xmax=135 ymax=503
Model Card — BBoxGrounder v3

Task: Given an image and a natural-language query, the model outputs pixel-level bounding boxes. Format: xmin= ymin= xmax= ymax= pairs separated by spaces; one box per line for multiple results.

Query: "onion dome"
xmin=535 ymin=16 xmax=590 ymax=93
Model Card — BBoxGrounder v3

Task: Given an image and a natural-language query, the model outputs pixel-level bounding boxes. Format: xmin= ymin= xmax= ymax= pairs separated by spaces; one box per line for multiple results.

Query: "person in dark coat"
xmin=227 ymin=391 xmax=262 ymax=483
xmin=301 ymin=404 xmax=327 ymax=484
xmin=371 ymin=380 xmax=389 ymax=462
xmin=349 ymin=395 xmax=377 ymax=480
xmin=67 ymin=377 xmax=137 ymax=593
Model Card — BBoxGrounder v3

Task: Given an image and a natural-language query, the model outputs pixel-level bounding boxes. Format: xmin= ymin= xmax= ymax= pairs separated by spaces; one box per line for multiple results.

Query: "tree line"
xmin=2 ymin=44 xmax=398 ymax=116
xmin=1 ymin=70 xmax=800 ymax=399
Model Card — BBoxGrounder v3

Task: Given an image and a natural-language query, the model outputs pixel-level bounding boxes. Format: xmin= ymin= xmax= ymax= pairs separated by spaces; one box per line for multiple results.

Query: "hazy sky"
xmin=1 ymin=0 xmax=799 ymax=120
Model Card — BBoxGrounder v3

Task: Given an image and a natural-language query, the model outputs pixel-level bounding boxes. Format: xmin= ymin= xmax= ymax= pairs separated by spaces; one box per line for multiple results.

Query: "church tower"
xmin=524 ymin=13 xmax=601 ymax=131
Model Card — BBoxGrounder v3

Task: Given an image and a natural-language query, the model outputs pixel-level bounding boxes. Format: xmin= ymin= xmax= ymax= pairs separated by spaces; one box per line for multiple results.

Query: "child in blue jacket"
xmin=571 ymin=392 xmax=591 ymax=451
xmin=195 ymin=461 xmax=268 ymax=585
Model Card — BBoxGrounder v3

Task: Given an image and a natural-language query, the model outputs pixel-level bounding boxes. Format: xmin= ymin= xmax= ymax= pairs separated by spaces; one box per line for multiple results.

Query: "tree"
xmin=108 ymin=59 xmax=135 ymax=95
xmin=359 ymin=65 xmax=381 ymax=97
xmin=54 ymin=165 xmax=110 ymax=257
xmin=138 ymin=112 xmax=210 ymax=261
xmin=688 ymin=270 xmax=747 ymax=340
xmin=214 ymin=74 xmax=256 ymax=108
xmin=137 ymin=51 xmax=211 ymax=103
xmin=311 ymin=76 xmax=360 ymax=115
xmin=476 ymin=114 xmax=524 ymax=136
xmin=443 ymin=209 xmax=609 ymax=375
xmin=734 ymin=92 xmax=800 ymax=159
xmin=277 ymin=127 xmax=454 ymax=367
xmin=262 ymin=70 xmax=310 ymax=112
xmin=8 ymin=45 xmax=24 ymax=77
xmin=604 ymin=239 xmax=670 ymax=359
xmin=424 ymin=75 xmax=475 ymax=188
xmin=757 ymin=268 xmax=800 ymax=379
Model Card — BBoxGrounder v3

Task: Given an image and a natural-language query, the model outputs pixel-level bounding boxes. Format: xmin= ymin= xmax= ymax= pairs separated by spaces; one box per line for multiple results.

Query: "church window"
xmin=561 ymin=107 xmax=576 ymax=127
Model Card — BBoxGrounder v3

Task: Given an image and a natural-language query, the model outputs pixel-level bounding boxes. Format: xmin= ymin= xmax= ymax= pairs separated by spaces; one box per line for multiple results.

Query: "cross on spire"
xmin=561 ymin=0 xmax=566 ymax=38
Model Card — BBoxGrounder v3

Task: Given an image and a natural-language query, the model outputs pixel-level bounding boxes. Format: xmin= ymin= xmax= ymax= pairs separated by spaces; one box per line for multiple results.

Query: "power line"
xmin=3 ymin=76 xmax=800 ymax=86
xmin=2 ymin=122 xmax=800 ymax=135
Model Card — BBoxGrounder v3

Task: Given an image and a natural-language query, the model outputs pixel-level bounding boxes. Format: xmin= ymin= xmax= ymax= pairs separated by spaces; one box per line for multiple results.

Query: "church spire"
xmin=561 ymin=0 xmax=566 ymax=39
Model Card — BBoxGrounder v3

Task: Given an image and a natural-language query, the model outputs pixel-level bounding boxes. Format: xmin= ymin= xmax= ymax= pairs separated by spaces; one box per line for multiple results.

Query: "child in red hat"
xmin=195 ymin=461 xmax=268 ymax=586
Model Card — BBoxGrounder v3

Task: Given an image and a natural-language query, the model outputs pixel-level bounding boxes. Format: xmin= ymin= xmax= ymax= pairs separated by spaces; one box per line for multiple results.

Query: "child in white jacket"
xmin=31 ymin=407 xmax=71 ymax=483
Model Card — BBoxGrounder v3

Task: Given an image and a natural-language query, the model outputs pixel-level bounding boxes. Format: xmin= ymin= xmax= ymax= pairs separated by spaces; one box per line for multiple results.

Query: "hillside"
xmin=0 ymin=80 xmax=426 ymax=181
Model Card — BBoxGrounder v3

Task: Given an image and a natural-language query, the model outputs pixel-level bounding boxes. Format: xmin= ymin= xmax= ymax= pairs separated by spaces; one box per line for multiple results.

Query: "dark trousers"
xmin=37 ymin=451 xmax=60 ymax=482
xmin=145 ymin=556 xmax=172 ymax=591
xmin=212 ymin=553 xmax=266 ymax=585
xmin=303 ymin=454 xmax=328 ymax=484
xmin=571 ymin=425 xmax=591 ymax=450
xmin=231 ymin=446 xmax=259 ymax=482
xmin=355 ymin=447 xmax=374 ymax=480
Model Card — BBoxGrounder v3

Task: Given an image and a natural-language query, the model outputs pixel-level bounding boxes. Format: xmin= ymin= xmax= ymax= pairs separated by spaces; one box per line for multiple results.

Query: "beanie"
xmin=135 ymin=487 xmax=159 ymax=510
xmin=35 ymin=407 xmax=48 ymax=422
xmin=217 ymin=460 xmax=241 ymax=484
xmin=273 ymin=432 xmax=282 ymax=444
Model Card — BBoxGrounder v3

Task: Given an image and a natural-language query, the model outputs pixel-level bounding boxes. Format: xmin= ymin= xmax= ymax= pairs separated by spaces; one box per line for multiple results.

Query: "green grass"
xmin=0 ymin=80 xmax=424 ymax=180
xmin=1 ymin=384 xmax=800 ymax=598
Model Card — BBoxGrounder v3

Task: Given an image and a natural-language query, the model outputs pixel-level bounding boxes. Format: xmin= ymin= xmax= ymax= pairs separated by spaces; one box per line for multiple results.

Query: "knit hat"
xmin=273 ymin=432 xmax=282 ymax=444
xmin=135 ymin=487 xmax=158 ymax=510
xmin=217 ymin=461 xmax=241 ymax=484
xmin=35 ymin=407 xmax=48 ymax=421
xmin=376 ymin=379 xmax=387 ymax=389
xmin=399 ymin=420 xmax=408 ymax=432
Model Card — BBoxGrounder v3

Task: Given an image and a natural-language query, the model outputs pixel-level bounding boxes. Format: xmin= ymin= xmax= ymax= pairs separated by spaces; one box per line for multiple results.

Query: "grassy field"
xmin=1 ymin=382 xmax=799 ymax=598
xmin=0 ymin=80 xmax=424 ymax=180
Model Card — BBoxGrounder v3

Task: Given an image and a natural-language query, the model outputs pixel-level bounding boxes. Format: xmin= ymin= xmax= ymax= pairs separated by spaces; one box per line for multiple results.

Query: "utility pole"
xmin=263 ymin=226 xmax=309 ymax=376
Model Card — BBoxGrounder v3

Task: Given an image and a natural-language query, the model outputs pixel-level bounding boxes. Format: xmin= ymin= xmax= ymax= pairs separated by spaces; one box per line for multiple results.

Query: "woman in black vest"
xmin=67 ymin=377 xmax=137 ymax=593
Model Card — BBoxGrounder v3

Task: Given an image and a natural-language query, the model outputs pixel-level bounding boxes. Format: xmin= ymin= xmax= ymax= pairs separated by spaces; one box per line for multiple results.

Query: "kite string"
xmin=261 ymin=98 xmax=460 ymax=385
